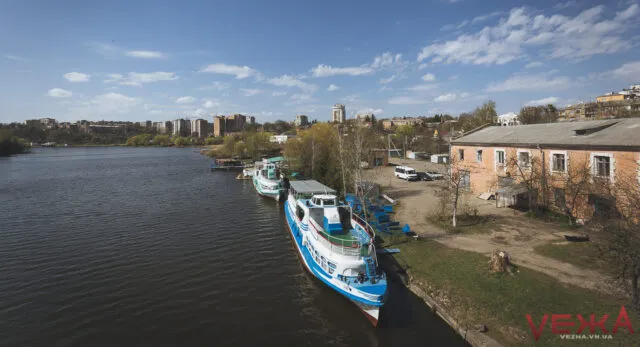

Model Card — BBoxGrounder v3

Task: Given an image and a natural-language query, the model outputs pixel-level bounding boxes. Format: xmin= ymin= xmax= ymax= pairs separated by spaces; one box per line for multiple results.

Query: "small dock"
xmin=236 ymin=173 xmax=252 ymax=180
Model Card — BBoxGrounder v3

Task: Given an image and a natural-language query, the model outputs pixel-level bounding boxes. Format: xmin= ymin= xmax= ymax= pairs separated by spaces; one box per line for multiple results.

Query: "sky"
xmin=1 ymin=0 xmax=639 ymax=124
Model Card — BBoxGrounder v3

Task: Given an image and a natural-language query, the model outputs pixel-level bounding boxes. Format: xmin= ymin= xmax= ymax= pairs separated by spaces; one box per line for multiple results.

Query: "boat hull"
xmin=252 ymin=177 xmax=284 ymax=201
xmin=284 ymin=201 xmax=382 ymax=326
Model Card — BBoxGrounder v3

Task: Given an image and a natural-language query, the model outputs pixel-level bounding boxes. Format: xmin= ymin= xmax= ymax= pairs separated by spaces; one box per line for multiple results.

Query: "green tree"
xmin=153 ymin=135 xmax=171 ymax=146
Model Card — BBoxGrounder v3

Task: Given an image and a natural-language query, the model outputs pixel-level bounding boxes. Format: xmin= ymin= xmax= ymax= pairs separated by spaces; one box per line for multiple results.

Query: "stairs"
xmin=364 ymin=257 xmax=376 ymax=279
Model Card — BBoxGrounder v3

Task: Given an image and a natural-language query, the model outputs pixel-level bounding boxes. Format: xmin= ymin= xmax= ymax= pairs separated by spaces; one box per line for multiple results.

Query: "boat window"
xmin=322 ymin=198 xmax=335 ymax=206
xmin=296 ymin=205 xmax=305 ymax=220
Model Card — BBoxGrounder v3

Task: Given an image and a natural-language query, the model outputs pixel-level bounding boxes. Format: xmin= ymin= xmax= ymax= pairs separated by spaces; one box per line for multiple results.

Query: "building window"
xmin=476 ymin=149 xmax=483 ymax=163
xmin=518 ymin=151 xmax=530 ymax=168
xmin=458 ymin=149 xmax=464 ymax=161
xmin=593 ymin=156 xmax=611 ymax=178
xmin=496 ymin=150 xmax=505 ymax=165
xmin=552 ymin=153 xmax=566 ymax=172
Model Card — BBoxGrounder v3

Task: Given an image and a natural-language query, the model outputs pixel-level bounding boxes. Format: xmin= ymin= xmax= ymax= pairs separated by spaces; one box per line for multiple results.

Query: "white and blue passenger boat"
xmin=284 ymin=180 xmax=387 ymax=325
xmin=252 ymin=159 xmax=285 ymax=200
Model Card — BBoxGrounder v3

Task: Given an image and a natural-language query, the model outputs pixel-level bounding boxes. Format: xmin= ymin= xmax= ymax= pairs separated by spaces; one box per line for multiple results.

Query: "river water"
xmin=0 ymin=147 xmax=466 ymax=346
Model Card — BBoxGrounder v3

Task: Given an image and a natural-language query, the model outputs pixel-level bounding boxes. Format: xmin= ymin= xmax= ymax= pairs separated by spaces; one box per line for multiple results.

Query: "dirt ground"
xmin=365 ymin=159 xmax=621 ymax=296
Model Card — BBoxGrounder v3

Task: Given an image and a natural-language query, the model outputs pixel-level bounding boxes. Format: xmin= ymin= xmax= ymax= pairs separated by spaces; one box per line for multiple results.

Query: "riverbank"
xmin=380 ymin=235 xmax=638 ymax=346
xmin=364 ymin=160 xmax=638 ymax=345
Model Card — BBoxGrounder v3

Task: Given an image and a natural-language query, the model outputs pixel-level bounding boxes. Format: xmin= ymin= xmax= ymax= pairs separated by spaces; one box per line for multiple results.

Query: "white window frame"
xmin=516 ymin=149 xmax=532 ymax=170
xmin=590 ymin=152 xmax=615 ymax=183
xmin=458 ymin=148 xmax=465 ymax=161
xmin=494 ymin=148 xmax=506 ymax=173
xmin=549 ymin=150 xmax=568 ymax=174
xmin=476 ymin=149 xmax=483 ymax=163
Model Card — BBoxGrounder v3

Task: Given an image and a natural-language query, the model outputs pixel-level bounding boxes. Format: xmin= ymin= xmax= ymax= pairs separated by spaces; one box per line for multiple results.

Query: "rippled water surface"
xmin=0 ymin=147 xmax=466 ymax=346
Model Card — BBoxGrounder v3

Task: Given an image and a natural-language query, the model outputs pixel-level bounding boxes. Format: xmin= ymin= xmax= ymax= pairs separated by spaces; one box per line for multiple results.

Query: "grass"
xmin=428 ymin=213 xmax=499 ymax=234
xmin=386 ymin=237 xmax=638 ymax=346
xmin=534 ymin=241 xmax=608 ymax=273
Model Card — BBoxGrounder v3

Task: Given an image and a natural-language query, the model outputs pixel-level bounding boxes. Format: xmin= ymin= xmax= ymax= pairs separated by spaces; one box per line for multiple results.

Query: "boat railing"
xmin=352 ymin=214 xmax=380 ymax=267
xmin=352 ymin=213 xmax=376 ymax=241
xmin=308 ymin=220 xmax=362 ymax=257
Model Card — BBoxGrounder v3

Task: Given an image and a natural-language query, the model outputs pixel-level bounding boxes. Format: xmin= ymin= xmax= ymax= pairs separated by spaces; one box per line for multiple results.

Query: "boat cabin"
xmin=288 ymin=180 xmax=336 ymax=199
xmin=309 ymin=194 xmax=337 ymax=207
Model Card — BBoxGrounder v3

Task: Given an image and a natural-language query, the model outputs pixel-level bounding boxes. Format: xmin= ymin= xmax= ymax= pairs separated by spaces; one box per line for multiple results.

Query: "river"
xmin=0 ymin=147 xmax=466 ymax=346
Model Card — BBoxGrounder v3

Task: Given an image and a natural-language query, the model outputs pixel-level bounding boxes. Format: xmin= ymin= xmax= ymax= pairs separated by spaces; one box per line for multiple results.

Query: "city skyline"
xmin=1 ymin=0 xmax=639 ymax=124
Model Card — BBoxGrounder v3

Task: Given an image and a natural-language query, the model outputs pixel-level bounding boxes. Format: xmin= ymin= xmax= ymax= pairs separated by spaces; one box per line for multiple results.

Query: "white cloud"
xmin=422 ymin=73 xmax=436 ymax=82
xmin=266 ymin=74 xmax=316 ymax=91
xmin=125 ymin=50 xmax=166 ymax=59
xmin=203 ymin=100 xmax=220 ymax=108
xmin=47 ymin=88 xmax=72 ymax=98
xmin=311 ymin=64 xmax=373 ymax=77
xmin=289 ymin=93 xmax=314 ymax=104
xmin=272 ymin=91 xmax=288 ymax=96
xmin=486 ymin=73 xmax=571 ymax=92
xmin=240 ymin=88 xmax=262 ymax=96
xmin=388 ymin=96 xmax=428 ymax=105
xmin=63 ymin=72 xmax=90 ymax=82
xmin=441 ymin=11 xmax=503 ymax=31
xmin=356 ymin=108 xmax=384 ymax=115
xmin=327 ymin=84 xmax=340 ymax=91
xmin=91 ymin=93 xmax=137 ymax=114
xmin=176 ymin=96 xmax=195 ymax=104
xmin=554 ymin=1 xmax=578 ymax=10
xmin=198 ymin=81 xmax=228 ymax=91
xmin=525 ymin=96 xmax=560 ymax=106
xmin=450 ymin=75 xmax=459 ymax=80
xmin=104 ymin=72 xmax=178 ymax=87
xmin=200 ymin=63 xmax=256 ymax=79
xmin=4 ymin=54 xmax=26 ymax=61
xmin=407 ymin=84 xmax=438 ymax=92
xmin=370 ymin=52 xmax=404 ymax=69
xmin=418 ymin=63 xmax=429 ymax=70
xmin=434 ymin=93 xmax=457 ymax=102
xmin=609 ymin=61 xmax=640 ymax=81
xmin=525 ymin=61 xmax=544 ymax=68
xmin=418 ymin=4 xmax=639 ymax=65
xmin=379 ymin=75 xmax=397 ymax=84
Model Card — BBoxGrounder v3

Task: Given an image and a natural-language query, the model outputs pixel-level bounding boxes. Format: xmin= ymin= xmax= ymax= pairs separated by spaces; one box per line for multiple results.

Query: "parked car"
xmin=394 ymin=166 xmax=419 ymax=181
xmin=416 ymin=172 xmax=433 ymax=181
xmin=425 ymin=171 xmax=444 ymax=180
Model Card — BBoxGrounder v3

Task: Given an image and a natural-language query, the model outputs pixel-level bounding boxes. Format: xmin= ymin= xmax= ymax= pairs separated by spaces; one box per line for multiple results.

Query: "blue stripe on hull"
xmin=284 ymin=202 xmax=382 ymax=307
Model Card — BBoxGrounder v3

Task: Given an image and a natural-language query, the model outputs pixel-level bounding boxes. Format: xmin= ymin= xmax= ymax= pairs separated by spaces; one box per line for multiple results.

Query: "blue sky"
xmin=1 ymin=0 xmax=639 ymax=123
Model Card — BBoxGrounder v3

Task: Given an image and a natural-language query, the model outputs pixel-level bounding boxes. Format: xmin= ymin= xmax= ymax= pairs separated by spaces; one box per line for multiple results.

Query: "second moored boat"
xmin=252 ymin=158 xmax=286 ymax=201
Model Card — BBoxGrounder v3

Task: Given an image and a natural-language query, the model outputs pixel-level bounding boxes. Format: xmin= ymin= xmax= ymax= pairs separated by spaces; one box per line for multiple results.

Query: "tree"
xmin=519 ymin=105 xmax=558 ymax=124
xmin=438 ymin=151 xmax=467 ymax=228
xmin=593 ymin=174 xmax=640 ymax=315
xmin=283 ymin=123 xmax=342 ymax=191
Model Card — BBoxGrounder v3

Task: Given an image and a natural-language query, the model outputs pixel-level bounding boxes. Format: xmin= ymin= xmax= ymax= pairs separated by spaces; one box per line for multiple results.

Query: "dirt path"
xmin=365 ymin=160 xmax=621 ymax=296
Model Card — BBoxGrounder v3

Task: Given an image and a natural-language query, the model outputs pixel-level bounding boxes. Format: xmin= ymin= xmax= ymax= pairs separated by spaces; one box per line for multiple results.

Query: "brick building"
xmin=450 ymin=119 xmax=640 ymax=221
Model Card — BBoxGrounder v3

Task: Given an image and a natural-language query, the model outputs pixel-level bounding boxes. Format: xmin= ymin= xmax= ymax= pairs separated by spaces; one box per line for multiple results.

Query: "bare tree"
xmin=594 ymin=174 xmax=640 ymax=315
xmin=440 ymin=152 xmax=466 ymax=228
xmin=554 ymin=154 xmax=593 ymax=226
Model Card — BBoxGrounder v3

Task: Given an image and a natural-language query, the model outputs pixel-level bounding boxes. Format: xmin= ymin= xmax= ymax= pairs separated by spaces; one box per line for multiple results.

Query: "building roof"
xmin=289 ymin=180 xmax=336 ymax=195
xmin=451 ymin=118 xmax=640 ymax=149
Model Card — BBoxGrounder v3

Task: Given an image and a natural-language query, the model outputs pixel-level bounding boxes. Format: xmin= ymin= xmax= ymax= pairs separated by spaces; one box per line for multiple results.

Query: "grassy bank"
xmin=534 ymin=242 xmax=608 ymax=273
xmin=383 ymin=236 xmax=638 ymax=346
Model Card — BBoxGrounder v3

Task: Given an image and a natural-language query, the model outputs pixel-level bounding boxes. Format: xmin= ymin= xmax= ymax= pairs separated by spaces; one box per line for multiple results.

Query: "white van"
xmin=394 ymin=166 xmax=418 ymax=181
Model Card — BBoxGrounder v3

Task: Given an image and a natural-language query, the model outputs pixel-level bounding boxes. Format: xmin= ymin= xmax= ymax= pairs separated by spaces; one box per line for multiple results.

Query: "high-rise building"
xmin=192 ymin=119 xmax=209 ymax=138
xmin=295 ymin=114 xmax=309 ymax=127
xmin=213 ymin=116 xmax=226 ymax=137
xmin=172 ymin=119 xmax=189 ymax=137
xmin=213 ymin=114 xmax=251 ymax=136
xmin=332 ymin=104 xmax=346 ymax=123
